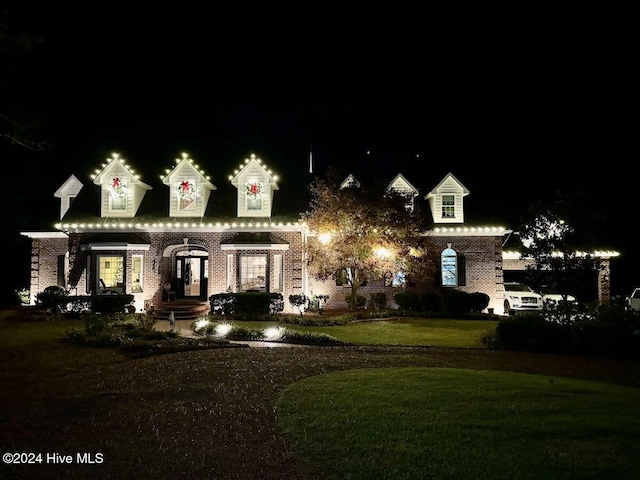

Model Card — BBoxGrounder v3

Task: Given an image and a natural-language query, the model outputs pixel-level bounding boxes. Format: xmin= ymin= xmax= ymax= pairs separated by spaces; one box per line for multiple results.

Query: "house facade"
xmin=21 ymin=151 xmax=616 ymax=316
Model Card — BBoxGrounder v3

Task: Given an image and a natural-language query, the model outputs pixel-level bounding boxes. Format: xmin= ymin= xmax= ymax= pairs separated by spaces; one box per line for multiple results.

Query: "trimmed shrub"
xmin=234 ymin=292 xmax=284 ymax=319
xmin=278 ymin=314 xmax=348 ymax=326
xmin=469 ymin=292 xmax=490 ymax=313
xmin=307 ymin=294 xmax=329 ymax=314
xmin=289 ymin=294 xmax=308 ymax=316
xmin=369 ymin=292 xmax=387 ymax=311
xmin=91 ymin=294 xmax=134 ymax=314
xmin=442 ymin=289 xmax=472 ymax=315
xmin=490 ymin=312 xmax=569 ymax=352
xmin=209 ymin=293 xmax=235 ymax=315
xmin=345 ymin=294 xmax=366 ymax=309
xmin=572 ymin=317 xmax=639 ymax=358
xmin=209 ymin=292 xmax=283 ymax=317
xmin=35 ymin=286 xmax=69 ymax=313
xmin=421 ymin=291 xmax=442 ymax=312
xmin=281 ymin=330 xmax=345 ymax=345
xmin=393 ymin=290 xmax=421 ymax=311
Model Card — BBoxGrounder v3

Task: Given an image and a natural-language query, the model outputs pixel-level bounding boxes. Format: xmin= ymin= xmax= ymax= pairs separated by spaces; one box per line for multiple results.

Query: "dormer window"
xmin=230 ymin=154 xmax=278 ymax=218
xmin=177 ymin=180 xmax=198 ymax=212
xmin=425 ymin=172 xmax=469 ymax=224
xmin=109 ymin=177 xmax=128 ymax=212
xmin=162 ymin=153 xmax=216 ymax=218
xmin=245 ymin=182 xmax=264 ymax=211
xmin=54 ymin=174 xmax=83 ymax=220
xmin=387 ymin=174 xmax=418 ymax=213
xmin=92 ymin=153 xmax=152 ymax=218
xmin=442 ymin=195 xmax=455 ymax=218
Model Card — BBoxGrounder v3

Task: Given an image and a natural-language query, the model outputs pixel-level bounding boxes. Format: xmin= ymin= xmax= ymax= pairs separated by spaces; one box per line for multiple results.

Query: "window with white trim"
xmin=108 ymin=177 xmax=128 ymax=212
xmin=177 ymin=180 xmax=197 ymax=212
xmin=245 ymin=182 xmax=263 ymax=211
xmin=240 ymin=254 xmax=267 ymax=292
xmin=441 ymin=247 xmax=458 ymax=286
xmin=98 ymin=255 xmax=125 ymax=292
xmin=442 ymin=195 xmax=455 ymax=218
xmin=132 ymin=255 xmax=143 ymax=292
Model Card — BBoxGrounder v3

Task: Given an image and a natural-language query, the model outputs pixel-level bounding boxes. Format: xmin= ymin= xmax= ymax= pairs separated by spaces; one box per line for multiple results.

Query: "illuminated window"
xmin=245 ymin=182 xmax=263 ymax=211
xmin=177 ymin=180 xmax=197 ymax=212
xmin=441 ymin=248 xmax=457 ymax=286
xmin=240 ymin=254 xmax=267 ymax=292
xmin=132 ymin=255 xmax=143 ymax=292
xmin=109 ymin=178 xmax=127 ymax=212
xmin=392 ymin=272 xmax=406 ymax=287
xmin=442 ymin=195 xmax=455 ymax=218
xmin=98 ymin=255 xmax=124 ymax=291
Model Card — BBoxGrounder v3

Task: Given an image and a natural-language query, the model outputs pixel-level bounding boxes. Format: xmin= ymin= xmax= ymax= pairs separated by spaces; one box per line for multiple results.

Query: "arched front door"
xmin=175 ymin=248 xmax=208 ymax=299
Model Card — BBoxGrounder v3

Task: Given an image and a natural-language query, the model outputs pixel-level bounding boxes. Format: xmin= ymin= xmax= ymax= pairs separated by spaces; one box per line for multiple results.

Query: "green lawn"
xmin=227 ymin=317 xmax=498 ymax=348
xmin=1 ymin=310 xmax=639 ymax=479
xmin=276 ymin=367 xmax=640 ymax=480
xmin=0 ymin=310 xmax=125 ymax=398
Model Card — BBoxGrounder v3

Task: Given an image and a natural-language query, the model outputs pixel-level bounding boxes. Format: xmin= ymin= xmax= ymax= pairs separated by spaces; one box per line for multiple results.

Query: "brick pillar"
xmin=598 ymin=259 xmax=611 ymax=304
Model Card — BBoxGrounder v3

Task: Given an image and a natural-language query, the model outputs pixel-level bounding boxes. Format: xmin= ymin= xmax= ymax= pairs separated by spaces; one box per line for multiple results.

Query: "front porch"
xmin=150 ymin=298 xmax=209 ymax=321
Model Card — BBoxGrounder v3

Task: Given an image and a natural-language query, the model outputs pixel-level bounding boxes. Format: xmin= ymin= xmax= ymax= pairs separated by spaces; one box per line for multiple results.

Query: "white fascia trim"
xmin=430 ymin=227 xmax=511 ymax=236
xmin=220 ymin=244 xmax=289 ymax=251
xmin=83 ymin=243 xmax=151 ymax=251
xmin=20 ymin=231 xmax=68 ymax=239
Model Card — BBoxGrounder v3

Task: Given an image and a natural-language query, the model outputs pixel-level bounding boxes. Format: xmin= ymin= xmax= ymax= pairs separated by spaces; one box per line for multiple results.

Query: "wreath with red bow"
xmin=246 ymin=182 xmax=262 ymax=196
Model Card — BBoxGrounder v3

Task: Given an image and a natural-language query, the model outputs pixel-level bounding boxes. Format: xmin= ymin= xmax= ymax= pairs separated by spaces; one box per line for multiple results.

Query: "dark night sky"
xmin=2 ymin=6 xmax=637 ymax=297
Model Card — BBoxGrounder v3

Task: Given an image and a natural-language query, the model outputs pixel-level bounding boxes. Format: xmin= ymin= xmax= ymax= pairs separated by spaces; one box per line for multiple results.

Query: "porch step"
xmin=151 ymin=299 xmax=210 ymax=321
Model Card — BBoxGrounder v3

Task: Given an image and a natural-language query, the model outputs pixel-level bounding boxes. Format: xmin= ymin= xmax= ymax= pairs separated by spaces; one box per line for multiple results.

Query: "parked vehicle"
xmin=626 ymin=288 xmax=640 ymax=311
xmin=503 ymin=282 xmax=543 ymax=315
xmin=542 ymin=292 xmax=577 ymax=306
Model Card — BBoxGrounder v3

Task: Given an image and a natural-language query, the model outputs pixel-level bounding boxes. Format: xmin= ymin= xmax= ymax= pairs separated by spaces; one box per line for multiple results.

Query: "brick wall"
xmin=144 ymin=230 xmax=306 ymax=313
xmin=432 ymin=236 xmax=506 ymax=313
xmin=28 ymin=237 xmax=68 ymax=304
xmin=309 ymin=234 xmax=507 ymax=314
xmin=32 ymin=230 xmax=507 ymax=314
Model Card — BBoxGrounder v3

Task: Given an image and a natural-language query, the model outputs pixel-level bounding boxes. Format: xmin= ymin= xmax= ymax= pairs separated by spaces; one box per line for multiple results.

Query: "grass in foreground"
xmin=228 ymin=317 xmax=498 ymax=347
xmin=276 ymin=367 xmax=640 ymax=480
xmin=0 ymin=310 xmax=125 ymax=397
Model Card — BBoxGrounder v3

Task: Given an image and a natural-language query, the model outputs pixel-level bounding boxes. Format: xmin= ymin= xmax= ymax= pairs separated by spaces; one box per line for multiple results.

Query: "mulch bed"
xmin=1 ymin=345 xmax=639 ymax=479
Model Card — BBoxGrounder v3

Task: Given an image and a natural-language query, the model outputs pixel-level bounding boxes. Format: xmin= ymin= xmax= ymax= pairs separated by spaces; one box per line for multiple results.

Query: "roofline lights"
xmin=159 ymin=152 xmax=211 ymax=181
xmin=228 ymin=153 xmax=280 ymax=181
xmin=432 ymin=226 xmax=509 ymax=235
xmin=503 ymin=249 xmax=620 ymax=260
xmin=55 ymin=220 xmax=304 ymax=231
xmin=90 ymin=152 xmax=143 ymax=182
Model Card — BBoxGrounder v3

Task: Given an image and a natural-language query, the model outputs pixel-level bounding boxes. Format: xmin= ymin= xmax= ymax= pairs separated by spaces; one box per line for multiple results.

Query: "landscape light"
xmin=215 ymin=323 xmax=233 ymax=337
xmin=263 ymin=326 xmax=285 ymax=341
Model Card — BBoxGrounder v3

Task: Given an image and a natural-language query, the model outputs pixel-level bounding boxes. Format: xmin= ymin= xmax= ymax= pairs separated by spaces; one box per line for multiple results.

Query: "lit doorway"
xmin=176 ymin=249 xmax=208 ymax=299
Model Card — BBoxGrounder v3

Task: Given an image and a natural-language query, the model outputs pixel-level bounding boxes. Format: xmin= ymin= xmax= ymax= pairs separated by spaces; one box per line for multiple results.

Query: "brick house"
xmin=21 ymin=152 xmax=616 ymax=316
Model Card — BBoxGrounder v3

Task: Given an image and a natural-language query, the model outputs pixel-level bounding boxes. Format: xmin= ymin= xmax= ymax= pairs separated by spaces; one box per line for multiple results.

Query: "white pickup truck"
xmin=627 ymin=288 xmax=640 ymax=311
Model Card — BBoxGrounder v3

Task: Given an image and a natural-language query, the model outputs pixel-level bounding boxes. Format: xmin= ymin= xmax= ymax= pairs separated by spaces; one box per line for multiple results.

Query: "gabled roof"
xmin=91 ymin=152 xmax=152 ymax=191
xmin=425 ymin=172 xmax=469 ymax=199
xmin=229 ymin=153 xmax=279 ymax=189
xmin=340 ymin=174 xmax=360 ymax=189
xmin=387 ymin=173 xmax=418 ymax=196
xmin=160 ymin=152 xmax=216 ymax=190
xmin=54 ymin=174 xmax=83 ymax=198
